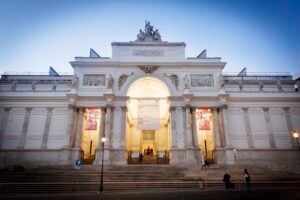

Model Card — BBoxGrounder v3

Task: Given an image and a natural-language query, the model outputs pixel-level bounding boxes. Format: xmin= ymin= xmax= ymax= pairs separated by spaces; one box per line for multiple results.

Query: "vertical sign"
xmin=137 ymin=99 xmax=160 ymax=130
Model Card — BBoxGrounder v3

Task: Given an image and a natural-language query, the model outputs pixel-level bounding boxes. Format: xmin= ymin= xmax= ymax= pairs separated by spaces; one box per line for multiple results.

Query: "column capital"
xmin=47 ymin=107 xmax=54 ymax=112
xmin=242 ymin=107 xmax=248 ymax=112
xmin=283 ymin=107 xmax=290 ymax=112
xmin=68 ymin=104 xmax=76 ymax=110
xmin=25 ymin=107 xmax=33 ymax=112
xmin=262 ymin=107 xmax=269 ymax=112
xmin=4 ymin=107 xmax=11 ymax=112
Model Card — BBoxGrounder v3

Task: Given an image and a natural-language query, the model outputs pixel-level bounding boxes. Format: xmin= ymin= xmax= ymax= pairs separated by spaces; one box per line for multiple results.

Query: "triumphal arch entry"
xmin=72 ymin=21 xmax=220 ymax=166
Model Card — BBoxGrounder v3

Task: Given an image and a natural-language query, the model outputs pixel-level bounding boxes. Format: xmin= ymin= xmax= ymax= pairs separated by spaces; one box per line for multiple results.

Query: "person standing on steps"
xmin=201 ymin=154 xmax=206 ymax=171
xmin=223 ymin=173 xmax=235 ymax=189
xmin=139 ymin=152 xmax=143 ymax=165
xmin=244 ymin=168 xmax=251 ymax=189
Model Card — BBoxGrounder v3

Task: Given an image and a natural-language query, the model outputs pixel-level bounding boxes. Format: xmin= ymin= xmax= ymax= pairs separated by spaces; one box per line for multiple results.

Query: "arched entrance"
xmin=126 ymin=77 xmax=171 ymax=164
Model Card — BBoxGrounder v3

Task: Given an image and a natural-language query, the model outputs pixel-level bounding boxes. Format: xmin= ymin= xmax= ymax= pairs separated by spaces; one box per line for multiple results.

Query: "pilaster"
xmin=41 ymin=107 xmax=54 ymax=149
xmin=0 ymin=108 xmax=11 ymax=149
xmin=283 ymin=107 xmax=297 ymax=148
xmin=18 ymin=107 xmax=32 ymax=149
xmin=263 ymin=108 xmax=276 ymax=149
xmin=242 ymin=107 xmax=254 ymax=149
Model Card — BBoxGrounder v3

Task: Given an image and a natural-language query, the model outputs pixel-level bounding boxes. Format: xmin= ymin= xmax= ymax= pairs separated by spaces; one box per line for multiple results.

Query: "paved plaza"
xmin=1 ymin=187 xmax=299 ymax=200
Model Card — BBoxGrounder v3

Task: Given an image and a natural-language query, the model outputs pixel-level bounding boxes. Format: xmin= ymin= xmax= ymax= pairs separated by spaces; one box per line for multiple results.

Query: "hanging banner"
xmin=85 ymin=108 xmax=100 ymax=131
xmin=196 ymin=108 xmax=211 ymax=130
xmin=137 ymin=99 xmax=160 ymax=130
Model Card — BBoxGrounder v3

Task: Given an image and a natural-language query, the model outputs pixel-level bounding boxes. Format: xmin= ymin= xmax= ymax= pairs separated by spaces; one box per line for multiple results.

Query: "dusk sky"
xmin=0 ymin=0 xmax=299 ymax=76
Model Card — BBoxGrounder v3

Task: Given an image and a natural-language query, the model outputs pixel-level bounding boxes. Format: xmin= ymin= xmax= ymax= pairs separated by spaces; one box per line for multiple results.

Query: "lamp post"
xmin=293 ymin=130 xmax=300 ymax=151
xmin=99 ymin=137 xmax=106 ymax=193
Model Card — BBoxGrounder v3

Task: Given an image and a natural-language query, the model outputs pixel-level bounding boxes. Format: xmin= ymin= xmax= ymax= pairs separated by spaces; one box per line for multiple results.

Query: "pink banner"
xmin=196 ymin=108 xmax=211 ymax=130
xmin=85 ymin=108 xmax=100 ymax=131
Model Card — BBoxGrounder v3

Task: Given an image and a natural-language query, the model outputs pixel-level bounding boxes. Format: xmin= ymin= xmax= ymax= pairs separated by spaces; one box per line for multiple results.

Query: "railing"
xmin=223 ymin=72 xmax=291 ymax=76
xmin=2 ymin=71 xmax=73 ymax=76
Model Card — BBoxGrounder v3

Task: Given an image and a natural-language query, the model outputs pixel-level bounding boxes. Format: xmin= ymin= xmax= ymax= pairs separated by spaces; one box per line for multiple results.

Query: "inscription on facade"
xmin=132 ymin=50 xmax=164 ymax=57
xmin=82 ymin=74 xmax=106 ymax=86
xmin=191 ymin=74 xmax=214 ymax=87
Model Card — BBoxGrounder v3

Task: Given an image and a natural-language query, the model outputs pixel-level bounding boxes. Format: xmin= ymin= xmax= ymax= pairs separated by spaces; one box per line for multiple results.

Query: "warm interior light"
xmin=101 ymin=137 xmax=107 ymax=143
xmin=293 ymin=132 xmax=299 ymax=138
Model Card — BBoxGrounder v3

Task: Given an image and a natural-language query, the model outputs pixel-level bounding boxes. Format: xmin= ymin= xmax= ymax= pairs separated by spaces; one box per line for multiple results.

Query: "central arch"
xmin=125 ymin=77 xmax=171 ymax=164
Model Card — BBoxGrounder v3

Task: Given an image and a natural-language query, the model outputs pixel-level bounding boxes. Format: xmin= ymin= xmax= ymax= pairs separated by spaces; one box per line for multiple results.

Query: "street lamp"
xmin=293 ymin=130 xmax=300 ymax=151
xmin=99 ymin=137 xmax=106 ymax=193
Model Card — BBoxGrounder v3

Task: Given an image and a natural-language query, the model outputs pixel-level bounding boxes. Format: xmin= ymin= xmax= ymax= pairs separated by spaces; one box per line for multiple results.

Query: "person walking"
xmin=244 ymin=168 xmax=251 ymax=189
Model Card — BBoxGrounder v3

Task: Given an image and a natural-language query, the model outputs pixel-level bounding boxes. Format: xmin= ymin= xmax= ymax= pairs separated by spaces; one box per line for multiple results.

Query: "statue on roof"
xmin=136 ymin=21 xmax=162 ymax=42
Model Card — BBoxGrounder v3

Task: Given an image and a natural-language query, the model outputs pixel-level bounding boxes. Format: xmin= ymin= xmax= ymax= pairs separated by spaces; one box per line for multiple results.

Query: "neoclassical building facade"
xmin=0 ymin=23 xmax=299 ymax=171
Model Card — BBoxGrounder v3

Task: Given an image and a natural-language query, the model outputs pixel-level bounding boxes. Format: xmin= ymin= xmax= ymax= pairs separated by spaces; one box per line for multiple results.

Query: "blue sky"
xmin=0 ymin=0 xmax=299 ymax=75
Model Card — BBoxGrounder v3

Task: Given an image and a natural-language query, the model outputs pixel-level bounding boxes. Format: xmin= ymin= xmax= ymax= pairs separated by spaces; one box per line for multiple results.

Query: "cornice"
xmin=70 ymin=61 xmax=226 ymax=68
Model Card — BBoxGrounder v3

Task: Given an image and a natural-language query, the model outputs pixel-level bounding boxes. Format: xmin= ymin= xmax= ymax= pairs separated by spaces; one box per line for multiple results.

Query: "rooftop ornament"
xmin=136 ymin=20 xmax=162 ymax=42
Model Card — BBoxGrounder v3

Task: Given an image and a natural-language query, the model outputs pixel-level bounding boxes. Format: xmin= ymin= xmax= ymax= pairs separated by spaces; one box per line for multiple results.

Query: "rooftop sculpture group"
xmin=136 ymin=20 xmax=162 ymax=42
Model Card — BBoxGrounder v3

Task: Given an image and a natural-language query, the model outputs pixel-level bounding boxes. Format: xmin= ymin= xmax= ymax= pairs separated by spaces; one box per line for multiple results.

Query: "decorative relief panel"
xmin=132 ymin=50 xmax=164 ymax=57
xmin=190 ymin=74 xmax=214 ymax=87
xmin=82 ymin=74 xmax=106 ymax=86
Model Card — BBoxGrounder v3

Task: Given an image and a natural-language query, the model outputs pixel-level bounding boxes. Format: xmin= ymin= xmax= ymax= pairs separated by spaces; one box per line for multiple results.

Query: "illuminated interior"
xmin=81 ymin=108 xmax=101 ymax=160
xmin=126 ymin=77 xmax=170 ymax=157
xmin=196 ymin=108 xmax=215 ymax=160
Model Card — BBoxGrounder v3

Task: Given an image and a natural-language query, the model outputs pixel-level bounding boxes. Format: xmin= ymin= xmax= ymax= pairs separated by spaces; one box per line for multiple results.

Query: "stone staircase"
xmin=0 ymin=164 xmax=300 ymax=194
xmin=0 ymin=165 xmax=198 ymax=194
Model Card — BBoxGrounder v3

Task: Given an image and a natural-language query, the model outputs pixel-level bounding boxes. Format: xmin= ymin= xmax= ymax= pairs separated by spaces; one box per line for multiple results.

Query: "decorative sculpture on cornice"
xmin=11 ymin=81 xmax=17 ymax=91
xmin=118 ymin=72 xmax=134 ymax=90
xmin=71 ymin=75 xmax=78 ymax=89
xmin=164 ymin=73 xmax=178 ymax=90
xmin=218 ymin=75 xmax=225 ymax=88
xmin=138 ymin=65 xmax=159 ymax=74
xmin=136 ymin=20 xmax=162 ymax=42
xmin=107 ymin=74 xmax=114 ymax=89
xmin=183 ymin=74 xmax=190 ymax=89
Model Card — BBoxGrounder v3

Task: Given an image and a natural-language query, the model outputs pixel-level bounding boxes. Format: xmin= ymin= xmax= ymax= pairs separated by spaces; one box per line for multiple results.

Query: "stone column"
xmin=170 ymin=107 xmax=177 ymax=148
xmin=242 ymin=107 xmax=254 ymax=149
xmin=119 ymin=106 xmax=127 ymax=148
xmin=0 ymin=108 xmax=11 ymax=149
xmin=98 ymin=107 xmax=106 ymax=148
xmin=221 ymin=105 xmax=231 ymax=147
xmin=41 ymin=107 xmax=53 ymax=149
xmin=18 ymin=107 xmax=32 ymax=149
xmin=74 ymin=107 xmax=84 ymax=149
xmin=185 ymin=105 xmax=193 ymax=147
xmin=104 ymin=105 xmax=112 ymax=148
xmin=263 ymin=108 xmax=276 ymax=148
xmin=65 ymin=104 xmax=76 ymax=148
xmin=213 ymin=107 xmax=222 ymax=148
xmin=191 ymin=107 xmax=199 ymax=148
xmin=283 ymin=107 xmax=297 ymax=148
xmin=110 ymin=106 xmax=126 ymax=165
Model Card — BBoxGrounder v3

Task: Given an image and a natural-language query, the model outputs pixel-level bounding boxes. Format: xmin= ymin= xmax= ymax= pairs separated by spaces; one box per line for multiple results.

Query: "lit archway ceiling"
xmin=127 ymin=77 xmax=170 ymax=119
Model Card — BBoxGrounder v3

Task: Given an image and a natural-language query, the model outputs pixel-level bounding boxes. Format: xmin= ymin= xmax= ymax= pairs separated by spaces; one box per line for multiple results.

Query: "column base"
xmin=94 ymin=148 xmax=111 ymax=165
xmin=94 ymin=148 xmax=127 ymax=165
xmin=170 ymin=147 xmax=201 ymax=165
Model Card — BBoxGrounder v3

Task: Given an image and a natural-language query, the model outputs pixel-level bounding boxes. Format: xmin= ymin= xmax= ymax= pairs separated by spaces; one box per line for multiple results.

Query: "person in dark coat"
xmin=139 ymin=152 xmax=143 ymax=164
xmin=244 ymin=168 xmax=251 ymax=189
xmin=223 ymin=173 xmax=234 ymax=189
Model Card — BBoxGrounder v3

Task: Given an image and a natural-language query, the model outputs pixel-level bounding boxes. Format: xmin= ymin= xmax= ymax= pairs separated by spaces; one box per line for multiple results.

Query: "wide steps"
xmin=1 ymin=164 xmax=300 ymax=194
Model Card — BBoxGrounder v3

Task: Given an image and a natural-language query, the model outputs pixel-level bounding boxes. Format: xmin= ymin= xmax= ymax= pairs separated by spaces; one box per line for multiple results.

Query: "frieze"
xmin=82 ymin=74 xmax=106 ymax=86
xmin=132 ymin=50 xmax=164 ymax=57
xmin=190 ymin=74 xmax=214 ymax=87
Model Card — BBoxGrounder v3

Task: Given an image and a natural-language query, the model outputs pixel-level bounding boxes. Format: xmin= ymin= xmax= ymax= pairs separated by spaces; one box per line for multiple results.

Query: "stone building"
xmin=0 ymin=22 xmax=299 ymax=171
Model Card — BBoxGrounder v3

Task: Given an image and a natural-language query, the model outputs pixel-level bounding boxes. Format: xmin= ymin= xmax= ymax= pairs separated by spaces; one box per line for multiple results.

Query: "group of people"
xmin=223 ymin=168 xmax=251 ymax=189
